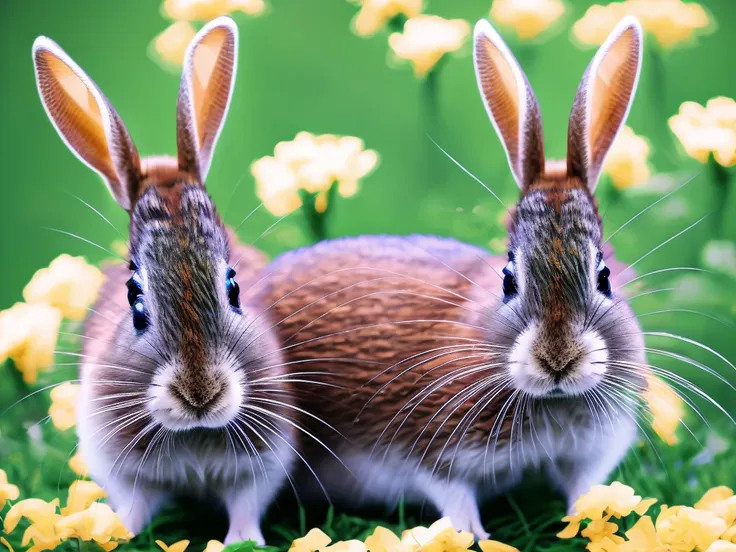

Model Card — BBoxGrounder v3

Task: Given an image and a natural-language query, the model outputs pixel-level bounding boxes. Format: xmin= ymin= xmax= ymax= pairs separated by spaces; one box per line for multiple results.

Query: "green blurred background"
xmin=2 ymin=0 xmax=735 ymax=408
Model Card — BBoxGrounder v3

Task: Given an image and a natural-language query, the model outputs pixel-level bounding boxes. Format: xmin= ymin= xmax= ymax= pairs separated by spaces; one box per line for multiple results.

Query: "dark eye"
xmin=226 ymin=267 xmax=241 ymax=311
xmin=502 ymin=254 xmax=517 ymax=301
xmin=597 ymin=259 xmax=612 ymax=297
xmin=126 ymin=273 xmax=148 ymax=332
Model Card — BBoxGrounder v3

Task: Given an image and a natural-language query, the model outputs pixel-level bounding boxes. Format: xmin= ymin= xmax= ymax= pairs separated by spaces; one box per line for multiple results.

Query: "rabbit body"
xmin=259 ymin=233 xmax=640 ymax=538
xmin=33 ymin=17 xmax=295 ymax=544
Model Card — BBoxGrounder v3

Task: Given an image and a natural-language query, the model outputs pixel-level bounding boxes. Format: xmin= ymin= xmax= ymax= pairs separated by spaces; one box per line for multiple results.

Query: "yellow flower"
xmin=157 ymin=539 xmax=191 ymax=552
xmin=68 ymin=451 xmax=89 ymax=477
xmin=656 ymin=505 xmax=727 ymax=551
xmin=0 ymin=470 xmax=20 ymax=506
xmin=0 ymin=303 xmax=62 ymax=384
xmin=61 ymin=480 xmax=107 ymax=515
xmin=696 ymin=487 xmax=736 ymax=528
xmin=618 ymin=516 xmax=667 ymax=552
xmin=323 ymin=541 xmax=368 ymax=552
xmin=558 ymin=482 xmax=656 ymax=538
xmin=479 ymin=541 xmax=520 ymax=552
xmin=49 ymin=382 xmax=81 ymax=431
xmin=582 ymin=518 xmax=625 ymax=547
xmin=573 ymin=0 xmax=710 ymax=48
xmin=643 ymin=374 xmax=684 ymax=445
xmin=490 ymin=0 xmax=565 ymax=39
xmin=669 ymin=97 xmax=736 ymax=167
xmin=151 ymin=21 xmax=198 ymax=67
xmin=57 ymin=502 xmax=133 ymax=551
xmin=23 ymin=254 xmax=104 ymax=321
xmin=111 ymin=240 xmax=129 ymax=259
xmin=388 ymin=15 xmax=470 ymax=76
xmin=289 ymin=528 xmax=332 ymax=552
xmin=602 ymin=126 xmax=652 ymax=190
xmin=400 ymin=517 xmax=474 ymax=552
xmin=252 ymin=132 xmax=379 ymax=216
xmin=365 ymin=526 xmax=401 ymax=552
xmin=4 ymin=498 xmax=63 ymax=552
xmin=204 ymin=540 xmax=225 ymax=552
xmin=349 ymin=0 xmax=422 ymax=36
xmin=708 ymin=541 xmax=736 ymax=552
xmin=0 ymin=537 xmax=13 ymax=552
xmin=163 ymin=0 xmax=265 ymax=20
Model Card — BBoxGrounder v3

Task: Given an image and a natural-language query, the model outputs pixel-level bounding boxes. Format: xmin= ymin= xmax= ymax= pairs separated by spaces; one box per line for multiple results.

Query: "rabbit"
xmin=32 ymin=17 xmax=295 ymax=544
xmin=254 ymin=16 xmax=646 ymax=539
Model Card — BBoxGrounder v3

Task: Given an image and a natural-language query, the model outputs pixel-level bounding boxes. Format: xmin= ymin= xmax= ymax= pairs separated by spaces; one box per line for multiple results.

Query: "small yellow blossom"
xmin=0 ymin=470 xmax=20 ymax=506
xmin=365 ymin=526 xmax=401 ymax=552
xmin=289 ymin=528 xmax=332 ymax=552
xmin=69 ymin=451 xmax=89 ymax=477
xmin=61 ymin=480 xmax=107 ymax=515
xmin=204 ymin=540 xmax=225 ymax=552
xmin=0 ymin=302 xmax=62 ymax=384
xmin=573 ymin=0 xmax=710 ymax=48
xmin=323 ymin=541 xmax=368 ymax=552
xmin=349 ymin=0 xmax=422 ymax=36
xmin=558 ymin=482 xmax=656 ymax=538
xmin=4 ymin=498 xmax=63 ymax=552
xmin=151 ymin=21 xmax=198 ymax=67
xmin=603 ymin=126 xmax=652 ymax=190
xmin=490 ymin=0 xmax=565 ymax=39
xmin=644 ymin=374 xmax=684 ymax=445
xmin=157 ymin=539 xmax=191 ymax=552
xmin=388 ymin=15 xmax=470 ymax=76
xmin=0 ymin=537 xmax=13 ymax=552
xmin=57 ymin=502 xmax=133 ymax=551
xmin=479 ymin=541 xmax=520 ymax=552
xmin=111 ymin=240 xmax=129 ymax=258
xmin=656 ymin=505 xmax=727 ymax=551
xmin=669 ymin=97 xmax=736 ymax=167
xmin=582 ymin=518 xmax=625 ymax=547
xmin=400 ymin=517 xmax=475 ymax=552
xmin=252 ymin=132 xmax=378 ymax=216
xmin=23 ymin=254 xmax=104 ymax=321
xmin=163 ymin=0 xmax=265 ymax=20
xmin=618 ymin=515 xmax=666 ymax=552
xmin=696 ymin=487 xmax=736 ymax=529
xmin=49 ymin=382 xmax=81 ymax=431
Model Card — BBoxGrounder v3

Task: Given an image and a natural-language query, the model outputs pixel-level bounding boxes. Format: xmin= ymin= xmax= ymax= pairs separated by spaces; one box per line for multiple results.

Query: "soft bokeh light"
xmin=388 ymin=15 xmax=470 ymax=76
xmin=669 ymin=97 xmax=736 ymax=167
xmin=490 ymin=0 xmax=565 ymax=40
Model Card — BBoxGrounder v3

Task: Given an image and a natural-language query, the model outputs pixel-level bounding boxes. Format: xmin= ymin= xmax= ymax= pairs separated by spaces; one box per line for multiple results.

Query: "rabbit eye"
xmin=502 ymin=253 xmax=517 ymax=301
xmin=226 ymin=267 xmax=241 ymax=312
xmin=126 ymin=273 xmax=148 ymax=332
xmin=597 ymin=258 xmax=612 ymax=297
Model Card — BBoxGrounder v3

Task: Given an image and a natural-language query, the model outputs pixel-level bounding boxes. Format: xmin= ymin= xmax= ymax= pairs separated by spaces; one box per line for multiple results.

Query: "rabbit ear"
xmin=33 ymin=37 xmax=141 ymax=210
xmin=176 ymin=16 xmax=238 ymax=184
xmin=474 ymin=19 xmax=545 ymax=190
xmin=567 ymin=16 xmax=643 ymax=192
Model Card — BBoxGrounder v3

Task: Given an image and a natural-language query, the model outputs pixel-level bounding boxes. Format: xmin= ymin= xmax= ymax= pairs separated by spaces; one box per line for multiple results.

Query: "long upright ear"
xmin=176 ymin=16 xmax=238 ymax=185
xmin=33 ymin=37 xmax=141 ymax=210
xmin=474 ymin=20 xmax=545 ymax=190
xmin=567 ymin=16 xmax=643 ymax=192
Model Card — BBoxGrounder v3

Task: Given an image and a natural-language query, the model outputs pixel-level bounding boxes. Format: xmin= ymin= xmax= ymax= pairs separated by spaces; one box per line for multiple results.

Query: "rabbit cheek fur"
xmin=32 ymin=17 xmax=294 ymax=544
xmin=258 ymin=17 xmax=647 ymax=538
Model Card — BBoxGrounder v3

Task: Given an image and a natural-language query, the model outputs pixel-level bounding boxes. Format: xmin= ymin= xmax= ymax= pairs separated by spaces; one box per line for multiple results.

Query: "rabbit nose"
xmin=535 ymin=353 xmax=580 ymax=380
xmin=171 ymin=380 xmax=224 ymax=412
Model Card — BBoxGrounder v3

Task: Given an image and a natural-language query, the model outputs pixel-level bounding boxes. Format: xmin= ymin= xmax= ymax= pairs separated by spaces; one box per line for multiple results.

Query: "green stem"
xmin=709 ymin=156 xmax=731 ymax=238
xmin=298 ymin=183 xmax=337 ymax=243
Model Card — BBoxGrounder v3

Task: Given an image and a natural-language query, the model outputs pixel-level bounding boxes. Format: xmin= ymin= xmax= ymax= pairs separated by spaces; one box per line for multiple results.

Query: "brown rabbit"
xmin=33 ymin=17 xmax=294 ymax=544
xmin=255 ymin=16 xmax=646 ymax=538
